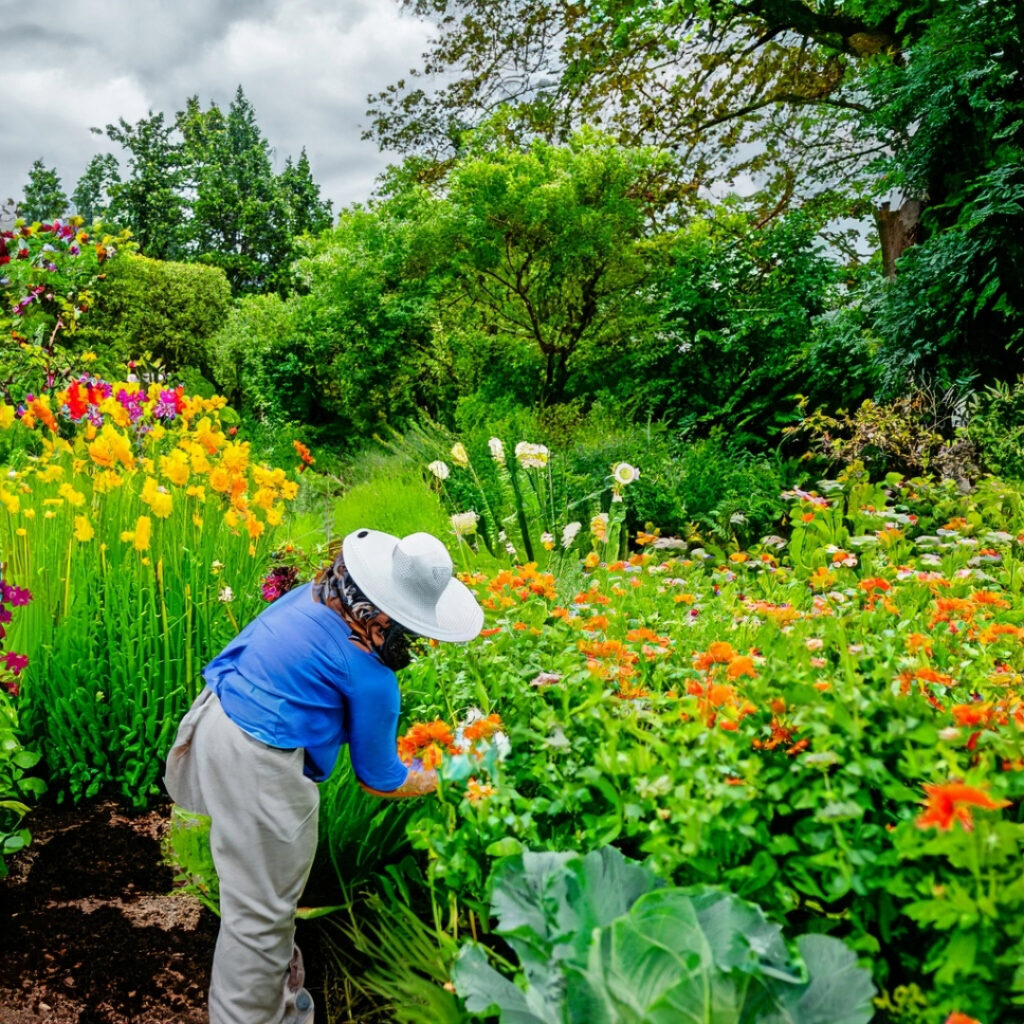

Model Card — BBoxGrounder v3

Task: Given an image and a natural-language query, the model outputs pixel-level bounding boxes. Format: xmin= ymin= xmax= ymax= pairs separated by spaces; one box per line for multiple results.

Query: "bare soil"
xmin=0 ymin=799 xmax=218 ymax=1023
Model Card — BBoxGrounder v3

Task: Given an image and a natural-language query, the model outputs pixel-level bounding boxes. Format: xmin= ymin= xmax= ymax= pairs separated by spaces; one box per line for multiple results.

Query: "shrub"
xmin=968 ymin=377 xmax=1024 ymax=482
xmin=76 ymin=253 xmax=232 ymax=376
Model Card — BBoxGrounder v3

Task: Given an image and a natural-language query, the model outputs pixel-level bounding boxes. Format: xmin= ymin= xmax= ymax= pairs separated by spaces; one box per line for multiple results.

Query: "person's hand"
xmin=359 ymin=767 xmax=438 ymax=799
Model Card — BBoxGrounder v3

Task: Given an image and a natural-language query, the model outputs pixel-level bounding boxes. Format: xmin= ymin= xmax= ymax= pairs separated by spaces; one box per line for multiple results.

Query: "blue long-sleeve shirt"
xmin=202 ymin=582 xmax=409 ymax=790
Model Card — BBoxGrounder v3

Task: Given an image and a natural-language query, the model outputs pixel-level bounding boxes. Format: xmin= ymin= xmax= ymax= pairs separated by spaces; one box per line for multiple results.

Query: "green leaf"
xmin=453 ymin=943 xmax=555 ymax=1024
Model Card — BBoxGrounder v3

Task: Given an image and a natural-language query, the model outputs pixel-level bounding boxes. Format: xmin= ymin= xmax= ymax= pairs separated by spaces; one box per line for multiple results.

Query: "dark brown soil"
xmin=0 ymin=799 xmax=394 ymax=1024
xmin=0 ymin=799 xmax=218 ymax=1023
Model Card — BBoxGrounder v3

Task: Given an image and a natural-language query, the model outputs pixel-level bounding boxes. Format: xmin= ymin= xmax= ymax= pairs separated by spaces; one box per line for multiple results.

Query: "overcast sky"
xmin=1 ymin=0 xmax=435 ymax=214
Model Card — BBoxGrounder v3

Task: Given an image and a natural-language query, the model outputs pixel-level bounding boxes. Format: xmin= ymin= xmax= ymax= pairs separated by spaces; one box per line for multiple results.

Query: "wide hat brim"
xmin=342 ymin=529 xmax=484 ymax=642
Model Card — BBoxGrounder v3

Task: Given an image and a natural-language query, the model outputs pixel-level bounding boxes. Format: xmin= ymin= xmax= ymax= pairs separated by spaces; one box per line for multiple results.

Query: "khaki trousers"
xmin=164 ymin=688 xmax=319 ymax=1024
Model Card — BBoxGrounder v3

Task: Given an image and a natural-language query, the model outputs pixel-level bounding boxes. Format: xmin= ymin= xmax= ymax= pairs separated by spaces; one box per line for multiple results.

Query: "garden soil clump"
xmin=0 ymin=799 xmax=217 ymax=1024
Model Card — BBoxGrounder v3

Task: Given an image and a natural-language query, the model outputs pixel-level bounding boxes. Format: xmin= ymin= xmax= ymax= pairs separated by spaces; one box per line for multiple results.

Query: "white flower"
xmin=541 ymin=531 xmax=555 ymax=549
xmin=427 ymin=460 xmax=450 ymax=480
xmin=450 ymin=510 xmax=479 ymax=537
xmin=561 ymin=521 xmax=582 ymax=548
xmin=611 ymin=462 xmax=640 ymax=486
xmin=488 ymin=437 xmax=505 ymax=463
xmin=218 ymin=585 xmax=234 ymax=603
xmin=450 ymin=442 xmax=469 ymax=468
xmin=514 ymin=441 xmax=549 ymax=469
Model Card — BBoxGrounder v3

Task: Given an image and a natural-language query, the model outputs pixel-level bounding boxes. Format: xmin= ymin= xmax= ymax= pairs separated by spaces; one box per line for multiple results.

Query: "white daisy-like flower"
xmin=427 ymin=460 xmax=450 ymax=480
xmin=561 ymin=521 xmax=582 ymax=548
xmin=450 ymin=510 xmax=479 ymax=536
xmin=514 ymin=441 xmax=549 ymax=469
xmin=488 ymin=437 xmax=505 ymax=463
xmin=611 ymin=462 xmax=640 ymax=486
xmin=450 ymin=442 xmax=469 ymax=468
xmin=218 ymin=585 xmax=234 ymax=603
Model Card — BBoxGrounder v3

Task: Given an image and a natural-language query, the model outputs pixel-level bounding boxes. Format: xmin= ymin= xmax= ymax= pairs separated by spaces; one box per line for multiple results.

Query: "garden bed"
xmin=0 ymin=800 xmax=217 ymax=1024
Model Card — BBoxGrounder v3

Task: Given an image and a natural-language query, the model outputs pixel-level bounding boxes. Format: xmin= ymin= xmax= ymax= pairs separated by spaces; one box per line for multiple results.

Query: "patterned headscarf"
xmin=313 ymin=549 xmax=380 ymax=624
xmin=313 ymin=548 xmax=416 ymax=670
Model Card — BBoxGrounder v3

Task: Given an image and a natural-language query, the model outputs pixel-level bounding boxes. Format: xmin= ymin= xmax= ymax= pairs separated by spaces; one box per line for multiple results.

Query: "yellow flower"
xmin=74 ymin=515 xmax=95 ymax=542
xmin=220 ymin=441 xmax=250 ymax=474
xmin=149 ymin=490 xmax=173 ymax=519
xmin=265 ymin=504 xmax=284 ymax=527
xmin=160 ymin=451 xmax=190 ymax=486
xmin=0 ymin=404 xmax=15 ymax=430
xmin=88 ymin=425 xmax=134 ymax=470
xmin=93 ymin=470 xmax=124 ymax=493
xmin=36 ymin=463 xmax=65 ymax=483
xmin=81 ymin=351 xmax=98 ymax=362
xmin=15 ymin=528 xmax=26 ymax=537
xmin=252 ymin=487 xmax=276 ymax=511
xmin=185 ymin=484 xmax=206 ymax=500
xmin=224 ymin=508 xmax=240 ymax=528
xmin=22 ymin=507 xmax=35 ymax=519
xmin=58 ymin=483 xmax=86 ymax=507
xmin=280 ymin=480 xmax=299 ymax=501
xmin=133 ymin=515 xmax=152 ymax=551
xmin=193 ymin=514 xmax=204 ymax=527
xmin=0 ymin=490 xmax=20 ymax=514
xmin=584 ymin=551 xmax=600 ymax=569
xmin=245 ymin=516 xmax=265 ymax=540
xmin=209 ymin=467 xmax=231 ymax=493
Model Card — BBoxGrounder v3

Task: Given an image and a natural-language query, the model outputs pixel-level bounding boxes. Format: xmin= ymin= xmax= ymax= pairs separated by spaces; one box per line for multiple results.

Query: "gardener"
xmin=163 ymin=528 xmax=483 ymax=1024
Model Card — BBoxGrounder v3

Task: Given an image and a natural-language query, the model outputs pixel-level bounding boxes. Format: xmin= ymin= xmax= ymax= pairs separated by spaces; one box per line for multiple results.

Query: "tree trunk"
xmin=875 ymin=199 xmax=923 ymax=278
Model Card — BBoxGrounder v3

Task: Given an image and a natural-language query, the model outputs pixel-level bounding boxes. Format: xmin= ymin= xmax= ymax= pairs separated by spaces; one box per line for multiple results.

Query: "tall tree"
xmin=178 ymin=86 xmax=293 ymax=294
xmin=20 ymin=159 xmax=68 ymax=222
xmin=71 ymin=153 xmax=121 ymax=224
xmin=279 ymin=148 xmax=333 ymax=237
xmin=433 ymin=127 xmax=668 ymax=403
xmin=103 ymin=112 xmax=189 ymax=260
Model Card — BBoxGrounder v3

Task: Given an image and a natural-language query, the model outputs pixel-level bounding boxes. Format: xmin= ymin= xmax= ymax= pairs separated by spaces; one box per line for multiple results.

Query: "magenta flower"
xmin=1 ymin=584 xmax=32 ymax=607
xmin=2 ymin=651 xmax=29 ymax=674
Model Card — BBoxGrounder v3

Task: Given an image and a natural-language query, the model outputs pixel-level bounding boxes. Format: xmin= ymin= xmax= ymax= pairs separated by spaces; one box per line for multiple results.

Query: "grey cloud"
xmin=0 ymin=0 xmax=433 ymax=209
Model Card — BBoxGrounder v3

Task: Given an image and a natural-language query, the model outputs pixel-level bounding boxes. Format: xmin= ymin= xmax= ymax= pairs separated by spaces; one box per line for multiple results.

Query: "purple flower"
xmin=0 ymin=607 xmax=11 ymax=623
xmin=69 ymin=244 xmax=80 ymax=256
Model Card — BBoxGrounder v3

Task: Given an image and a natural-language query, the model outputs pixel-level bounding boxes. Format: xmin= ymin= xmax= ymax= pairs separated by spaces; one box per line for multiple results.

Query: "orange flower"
xmin=706 ymin=641 xmax=734 ymax=664
xmin=951 ymin=703 xmax=993 ymax=728
xmin=727 ymin=655 xmax=756 ymax=680
xmin=944 ymin=1014 xmax=982 ymax=1024
xmin=463 ymin=714 xmax=502 ymax=743
xmin=859 ymin=576 xmax=891 ymax=593
xmin=916 ymin=782 xmax=1010 ymax=832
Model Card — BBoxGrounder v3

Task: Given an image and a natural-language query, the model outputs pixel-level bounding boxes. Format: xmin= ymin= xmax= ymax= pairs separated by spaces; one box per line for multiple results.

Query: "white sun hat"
xmin=342 ymin=529 xmax=484 ymax=642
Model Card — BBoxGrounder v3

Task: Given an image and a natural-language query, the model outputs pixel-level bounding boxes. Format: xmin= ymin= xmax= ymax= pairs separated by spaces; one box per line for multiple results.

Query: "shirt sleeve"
xmin=340 ymin=647 xmax=409 ymax=792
